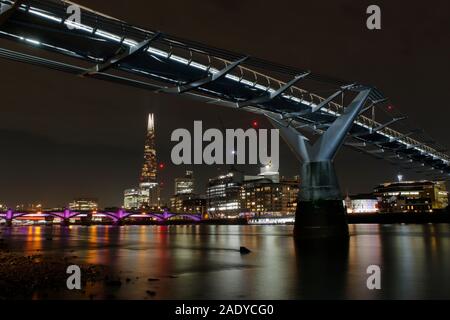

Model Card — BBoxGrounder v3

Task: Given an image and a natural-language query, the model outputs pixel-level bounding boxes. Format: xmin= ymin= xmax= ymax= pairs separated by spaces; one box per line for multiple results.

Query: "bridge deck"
xmin=0 ymin=0 xmax=448 ymax=177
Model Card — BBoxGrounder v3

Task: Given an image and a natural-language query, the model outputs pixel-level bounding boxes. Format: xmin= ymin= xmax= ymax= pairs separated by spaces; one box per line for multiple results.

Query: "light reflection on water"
xmin=1 ymin=224 xmax=450 ymax=299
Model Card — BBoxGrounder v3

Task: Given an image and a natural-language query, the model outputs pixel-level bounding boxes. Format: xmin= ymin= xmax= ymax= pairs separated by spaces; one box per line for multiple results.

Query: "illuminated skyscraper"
xmin=123 ymin=114 xmax=161 ymax=209
xmin=140 ymin=114 xmax=157 ymax=184
xmin=139 ymin=114 xmax=160 ymax=208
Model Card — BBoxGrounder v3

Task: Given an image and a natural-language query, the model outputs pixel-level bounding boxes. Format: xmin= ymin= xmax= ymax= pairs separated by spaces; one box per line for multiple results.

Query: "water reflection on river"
xmin=1 ymin=224 xmax=450 ymax=299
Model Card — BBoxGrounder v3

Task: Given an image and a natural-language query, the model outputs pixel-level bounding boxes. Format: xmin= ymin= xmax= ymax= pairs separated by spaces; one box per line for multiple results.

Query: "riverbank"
xmin=0 ymin=242 xmax=107 ymax=299
xmin=347 ymin=212 xmax=450 ymax=224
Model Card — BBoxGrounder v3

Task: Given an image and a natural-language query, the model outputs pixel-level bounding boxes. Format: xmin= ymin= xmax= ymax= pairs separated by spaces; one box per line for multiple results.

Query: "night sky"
xmin=0 ymin=0 xmax=449 ymax=208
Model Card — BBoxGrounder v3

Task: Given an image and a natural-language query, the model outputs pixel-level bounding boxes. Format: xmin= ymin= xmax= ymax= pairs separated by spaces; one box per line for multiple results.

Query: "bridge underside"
xmin=0 ymin=0 xmax=449 ymax=240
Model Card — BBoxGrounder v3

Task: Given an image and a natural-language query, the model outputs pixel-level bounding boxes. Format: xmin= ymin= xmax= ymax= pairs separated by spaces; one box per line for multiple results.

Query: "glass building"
xmin=206 ymin=171 xmax=244 ymax=218
xmin=124 ymin=113 xmax=161 ymax=209
xmin=139 ymin=113 xmax=160 ymax=208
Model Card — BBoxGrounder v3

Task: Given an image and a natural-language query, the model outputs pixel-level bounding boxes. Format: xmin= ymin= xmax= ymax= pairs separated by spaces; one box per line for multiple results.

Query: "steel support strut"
xmin=268 ymin=88 xmax=372 ymax=240
xmin=161 ymin=56 xmax=249 ymax=94
xmin=237 ymin=72 xmax=310 ymax=108
xmin=82 ymin=32 xmax=161 ymax=76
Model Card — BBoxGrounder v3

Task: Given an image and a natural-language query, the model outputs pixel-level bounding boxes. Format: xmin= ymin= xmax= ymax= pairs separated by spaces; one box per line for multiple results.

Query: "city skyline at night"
xmin=0 ymin=1 xmax=449 ymax=209
xmin=1 ymin=0 xmax=450 ymax=306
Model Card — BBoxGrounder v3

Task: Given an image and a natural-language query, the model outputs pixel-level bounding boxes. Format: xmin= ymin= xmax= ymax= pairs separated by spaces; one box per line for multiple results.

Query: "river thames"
xmin=1 ymin=223 xmax=450 ymax=299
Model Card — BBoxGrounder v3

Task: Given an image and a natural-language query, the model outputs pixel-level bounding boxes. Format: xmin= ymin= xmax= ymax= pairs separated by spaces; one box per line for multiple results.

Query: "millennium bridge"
xmin=0 ymin=0 xmax=449 ymax=240
xmin=0 ymin=208 xmax=202 ymax=226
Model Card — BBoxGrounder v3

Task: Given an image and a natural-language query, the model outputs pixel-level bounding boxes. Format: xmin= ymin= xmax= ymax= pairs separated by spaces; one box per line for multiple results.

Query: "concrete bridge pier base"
xmin=114 ymin=219 xmax=124 ymax=226
xmin=294 ymin=161 xmax=348 ymax=240
xmin=45 ymin=215 xmax=54 ymax=225
xmin=61 ymin=218 xmax=70 ymax=226
xmin=81 ymin=213 xmax=93 ymax=226
xmin=6 ymin=219 xmax=12 ymax=227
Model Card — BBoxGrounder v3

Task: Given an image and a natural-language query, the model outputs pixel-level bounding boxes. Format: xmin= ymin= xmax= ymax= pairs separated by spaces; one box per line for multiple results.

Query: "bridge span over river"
xmin=0 ymin=208 xmax=202 ymax=226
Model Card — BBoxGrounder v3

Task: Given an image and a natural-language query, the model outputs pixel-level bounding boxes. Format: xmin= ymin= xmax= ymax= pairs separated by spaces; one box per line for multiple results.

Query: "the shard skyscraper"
xmin=124 ymin=114 xmax=160 ymax=210
xmin=139 ymin=113 xmax=160 ymax=208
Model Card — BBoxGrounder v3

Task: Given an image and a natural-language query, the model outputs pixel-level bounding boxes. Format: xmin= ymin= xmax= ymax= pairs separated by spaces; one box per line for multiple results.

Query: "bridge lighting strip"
xmin=3 ymin=2 xmax=449 ymax=167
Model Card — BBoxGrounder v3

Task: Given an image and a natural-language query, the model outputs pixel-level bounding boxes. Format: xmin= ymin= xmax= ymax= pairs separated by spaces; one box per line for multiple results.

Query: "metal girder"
xmin=388 ymin=155 xmax=404 ymax=160
xmin=0 ymin=0 xmax=24 ymax=26
xmin=391 ymin=143 xmax=423 ymax=151
xmin=388 ymin=131 xmax=417 ymax=143
xmin=313 ymin=123 xmax=332 ymax=130
xmin=237 ymin=72 xmax=310 ymax=108
xmin=161 ymin=56 xmax=249 ymax=94
xmin=291 ymin=121 xmax=330 ymax=131
xmin=370 ymin=116 xmax=407 ymax=134
xmin=359 ymin=97 xmax=388 ymax=114
xmin=82 ymin=32 xmax=161 ymax=76
xmin=367 ymin=148 xmax=385 ymax=154
xmin=408 ymin=164 xmax=426 ymax=169
xmin=345 ymin=142 xmax=367 ymax=148
xmin=353 ymin=119 xmax=408 ymax=138
xmin=283 ymin=86 xmax=350 ymax=119
xmin=406 ymin=143 xmax=424 ymax=150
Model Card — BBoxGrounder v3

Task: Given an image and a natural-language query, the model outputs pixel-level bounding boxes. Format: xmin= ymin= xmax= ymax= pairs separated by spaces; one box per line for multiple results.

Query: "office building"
xmin=69 ymin=198 xmax=98 ymax=211
xmin=206 ymin=170 xmax=244 ymax=218
xmin=170 ymin=170 xmax=203 ymax=214
xmin=170 ymin=194 xmax=206 ymax=215
xmin=345 ymin=194 xmax=379 ymax=214
xmin=123 ymin=188 xmax=141 ymax=210
xmin=241 ymin=176 xmax=299 ymax=217
xmin=175 ymin=170 xmax=195 ymax=195
xmin=374 ymin=180 xmax=448 ymax=213
xmin=206 ymin=166 xmax=300 ymax=219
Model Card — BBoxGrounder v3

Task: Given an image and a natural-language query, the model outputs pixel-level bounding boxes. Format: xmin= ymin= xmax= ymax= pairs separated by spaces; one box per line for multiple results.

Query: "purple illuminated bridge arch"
xmin=0 ymin=208 xmax=202 ymax=225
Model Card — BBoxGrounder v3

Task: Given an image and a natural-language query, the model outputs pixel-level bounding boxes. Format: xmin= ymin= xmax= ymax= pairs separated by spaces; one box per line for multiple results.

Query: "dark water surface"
xmin=1 ymin=224 xmax=450 ymax=299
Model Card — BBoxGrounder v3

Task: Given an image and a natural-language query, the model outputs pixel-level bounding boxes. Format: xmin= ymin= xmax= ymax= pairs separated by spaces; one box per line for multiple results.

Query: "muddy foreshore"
xmin=0 ymin=240 xmax=109 ymax=299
